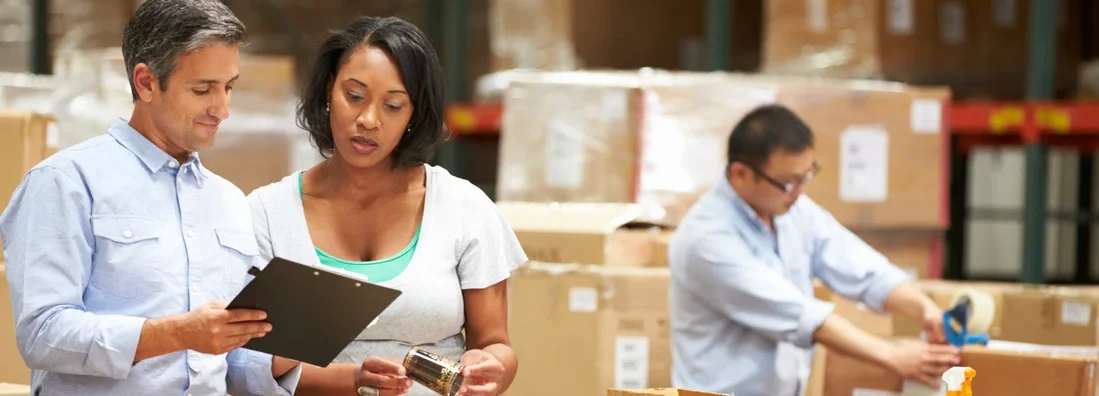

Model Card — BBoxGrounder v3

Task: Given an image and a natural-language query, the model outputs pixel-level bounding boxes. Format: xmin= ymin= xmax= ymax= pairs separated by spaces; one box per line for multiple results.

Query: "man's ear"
xmin=133 ymin=63 xmax=157 ymax=102
xmin=727 ymin=162 xmax=750 ymax=181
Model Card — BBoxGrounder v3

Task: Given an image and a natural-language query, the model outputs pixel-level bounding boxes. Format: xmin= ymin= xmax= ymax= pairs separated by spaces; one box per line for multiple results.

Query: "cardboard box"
xmin=0 ymin=265 xmax=29 ymax=385
xmin=998 ymin=286 xmax=1099 ymax=347
xmin=763 ymin=0 xmax=1081 ymax=99
xmin=508 ymin=263 xmax=671 ymax=396
xmin=497 ymin=71 xmax=950 ymax=228
xmin=489 ymin=0 xmax=760 ymax=73
xmin=497 ymin=202 xmax=666 ymax=266
xmin=857 ymin=230 xmax=944 ymax=279
xmin=762 ymin=0 xmax=938 ymax=82
xmin=814 ymin=343 xmax=1099 ymax=396
xmin=608 ymin=389 xmax=725 ymax=396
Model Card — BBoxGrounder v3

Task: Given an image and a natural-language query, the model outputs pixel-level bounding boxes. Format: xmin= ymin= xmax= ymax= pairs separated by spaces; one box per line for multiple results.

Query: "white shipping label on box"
xmin=568 ymin=287 xmax=598 ymax=313
xmin=1061 ymin=301 xmax=1092 ymax=326
xmin=840 ymin=126 xmax=890 ymax=203
xmin=46 ymin=121 xmax=60 ymax=149
xmin=887 ymin=0 xmax=914 ymax=35
xmin=614 ymin=336 xmax=650 ymax=389
xmin=543 ymin=118 xmax=585 ymax=189
xmin=993 ymin=0 xmax=1016 ymax=27
xmin=807 ymin=0 xmax=827 ymax=32
xmin=939 ymin=1 xmax=966 ymax=45
xmin=601 ymin=90 xmax=628 ymax=122
xmin=910 ymin=100 xmax=942 ymax=134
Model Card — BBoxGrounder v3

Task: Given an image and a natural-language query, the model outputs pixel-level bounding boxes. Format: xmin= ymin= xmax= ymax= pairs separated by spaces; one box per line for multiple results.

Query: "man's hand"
xmin=174 ymin=301 xmax=271 ymax=355
xmin=922 ymin=304 xmax=947 ymax=344
xmin=886 ymin=339 xmax=960 ymax=387
xmin=457 ymin=349 xmax=506 ymax=396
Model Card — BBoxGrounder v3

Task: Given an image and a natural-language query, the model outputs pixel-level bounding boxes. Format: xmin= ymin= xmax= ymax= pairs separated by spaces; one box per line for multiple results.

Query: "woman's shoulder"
xmin=425 ymin=164 xmax=492 ymax=204
xmin=246 ymin=172 xmax=302 ymax=212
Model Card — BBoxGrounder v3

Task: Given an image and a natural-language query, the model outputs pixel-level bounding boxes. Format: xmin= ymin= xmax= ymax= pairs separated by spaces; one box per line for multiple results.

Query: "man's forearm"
xmin=883 ymin=282 xmax=939 ymax=321
xmin=813 ymin=314 xmax=896 ymax=370
xmin=133 ymin=316 xmax=184 ymax=363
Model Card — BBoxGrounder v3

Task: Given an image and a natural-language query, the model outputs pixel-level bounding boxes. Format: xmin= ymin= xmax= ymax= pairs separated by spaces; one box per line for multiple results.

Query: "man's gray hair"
xmin=122 ymin=0 xmax=246 ymax=101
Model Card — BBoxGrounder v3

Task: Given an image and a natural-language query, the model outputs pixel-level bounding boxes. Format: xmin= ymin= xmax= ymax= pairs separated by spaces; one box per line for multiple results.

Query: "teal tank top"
xmin=298 ymin=172 xmax=418 ymax=283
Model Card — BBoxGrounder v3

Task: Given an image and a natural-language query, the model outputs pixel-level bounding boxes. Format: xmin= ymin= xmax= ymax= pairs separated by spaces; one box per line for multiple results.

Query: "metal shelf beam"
xmin=1021 ymin=0 xmax=1059 ymax=284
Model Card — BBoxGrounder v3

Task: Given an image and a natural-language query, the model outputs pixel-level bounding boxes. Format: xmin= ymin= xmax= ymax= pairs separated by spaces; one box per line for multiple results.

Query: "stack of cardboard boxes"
xmin=494 ymin=66 xmax=1099 ymax=395
xmin=762 ymin=0 xmax=1082 ymax=99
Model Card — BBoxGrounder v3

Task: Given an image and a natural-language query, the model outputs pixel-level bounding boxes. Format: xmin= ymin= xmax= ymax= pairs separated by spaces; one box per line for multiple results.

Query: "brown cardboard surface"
xmin=857 ymin=230 xmax=944 ymax=279
xmin=817 ymin=344 xmax=1099 ymax=396
xmin=199 ymin=131 xmax=295 ymax=195
xmin=497 ymin=202 xmax=666 ymax=266
xmin=0 ymin=110 xmax=54 ymax=263
xmin=508 ymin=263 xmax=671 ymax=396
xmin=497 ymin=71 xmax=950 ymax=229
xmin=608 ymin=389 xmax=727 ymax=396
xmin=999 ymin=286 xmax=1099 ymax=346
xmin=0 ymin=265 xmax=29 ymax=385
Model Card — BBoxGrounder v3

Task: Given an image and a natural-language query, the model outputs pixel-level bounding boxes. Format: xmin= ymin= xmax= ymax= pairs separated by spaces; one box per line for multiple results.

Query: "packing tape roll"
xmin=948 ymin=288 xmax=996 ymax=335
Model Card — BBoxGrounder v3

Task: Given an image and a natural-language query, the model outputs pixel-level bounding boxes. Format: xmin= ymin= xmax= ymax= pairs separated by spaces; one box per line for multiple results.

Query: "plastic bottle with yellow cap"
xmin=941 ymin=366 xmax=975 ymax=396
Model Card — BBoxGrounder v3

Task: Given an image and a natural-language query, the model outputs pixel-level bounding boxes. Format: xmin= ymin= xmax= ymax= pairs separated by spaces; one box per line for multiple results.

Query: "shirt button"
xmin=191 ymin=284 xmax=199 ymax=293
xmin=168 ymin=160 xmax=178 ymax=168
xmin=186 ymin=230 xmax=194 ymax=239
xmin=122 ymin=230 xmax=133 ymax=239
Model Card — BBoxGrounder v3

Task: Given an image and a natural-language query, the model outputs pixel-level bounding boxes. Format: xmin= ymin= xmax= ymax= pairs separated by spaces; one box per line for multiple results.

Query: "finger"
xmin=226 ymin=308 xmax=268 ymax=323
xmin=459 ymin=382 xmax=498 ymax=396
xmin=359 ymin=371 xmax=408 ymax=390
xmin=920 ymin=373 xmax=940 ymax=388
xmin=224 ymin=322 xmax=273 ymax=337
xmin=931 ymin=351 xmax=961 ymax=366
xmin=362 ymin=357 xmax=407 ymax=376
xmin=462 ymin=361 xmax=504 ymax=379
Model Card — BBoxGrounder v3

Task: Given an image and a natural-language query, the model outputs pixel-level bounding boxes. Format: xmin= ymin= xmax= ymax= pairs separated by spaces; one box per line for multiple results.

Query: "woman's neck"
xmin=315 ymin=154 xmax=417 ymax=204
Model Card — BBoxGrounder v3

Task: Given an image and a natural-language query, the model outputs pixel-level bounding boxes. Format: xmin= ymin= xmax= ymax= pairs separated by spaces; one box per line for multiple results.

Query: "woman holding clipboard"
xmin=246 ymin=16 xmax=526 ymax=396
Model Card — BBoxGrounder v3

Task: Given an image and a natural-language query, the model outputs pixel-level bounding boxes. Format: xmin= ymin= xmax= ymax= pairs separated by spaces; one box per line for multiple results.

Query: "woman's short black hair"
xmin=297 ymin=16 xmax=446 ymax=168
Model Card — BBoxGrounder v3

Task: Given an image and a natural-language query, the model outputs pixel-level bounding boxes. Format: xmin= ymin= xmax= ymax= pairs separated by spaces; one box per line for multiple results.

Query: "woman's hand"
xmin=457 ymin=349 xmax=506 ymax=396
xmin=355 ymin=357 xmax=412 ymax=396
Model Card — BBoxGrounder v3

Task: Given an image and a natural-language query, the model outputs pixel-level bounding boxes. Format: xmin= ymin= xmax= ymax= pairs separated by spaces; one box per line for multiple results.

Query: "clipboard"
xmin=227 ymin=257 xmax=402 ymax=367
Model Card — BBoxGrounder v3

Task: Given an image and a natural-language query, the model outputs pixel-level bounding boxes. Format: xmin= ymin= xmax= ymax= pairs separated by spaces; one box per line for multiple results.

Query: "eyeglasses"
xmin=749 ymin=162 xmax=821 ymax=194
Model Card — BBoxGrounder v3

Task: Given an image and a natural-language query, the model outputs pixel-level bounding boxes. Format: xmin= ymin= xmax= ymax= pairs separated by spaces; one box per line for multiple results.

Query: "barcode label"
xmin=614 ymin=337 xmax=649 ymax=389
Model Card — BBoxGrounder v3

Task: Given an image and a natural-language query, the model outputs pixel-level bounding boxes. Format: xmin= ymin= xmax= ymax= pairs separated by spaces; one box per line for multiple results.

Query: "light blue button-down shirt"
xmin=0 ymin=119 xmax=302 ymax=395
xmin=668 ymin=178 xmax=910 ymax=396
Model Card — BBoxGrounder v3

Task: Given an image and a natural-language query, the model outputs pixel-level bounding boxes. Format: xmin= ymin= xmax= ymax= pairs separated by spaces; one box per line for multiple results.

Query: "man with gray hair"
xmin=0 ymin=0 xmax=302 ymax=394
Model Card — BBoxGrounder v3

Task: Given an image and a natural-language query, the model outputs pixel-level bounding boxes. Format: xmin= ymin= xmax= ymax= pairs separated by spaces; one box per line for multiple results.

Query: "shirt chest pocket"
xmin=90 ymin=216 xmax=167 ymax=300
xmin=215 ymin=228 xmax=258 ymax=298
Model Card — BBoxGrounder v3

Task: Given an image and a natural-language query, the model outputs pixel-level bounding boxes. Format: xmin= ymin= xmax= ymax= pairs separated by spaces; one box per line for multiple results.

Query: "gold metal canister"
xmin=402 ymin=347 xmax=465 ymax=396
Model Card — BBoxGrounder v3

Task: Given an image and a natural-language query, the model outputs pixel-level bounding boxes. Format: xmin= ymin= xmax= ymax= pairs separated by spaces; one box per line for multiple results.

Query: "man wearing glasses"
xmin=667 ymin=105 xmax=960 ymax=396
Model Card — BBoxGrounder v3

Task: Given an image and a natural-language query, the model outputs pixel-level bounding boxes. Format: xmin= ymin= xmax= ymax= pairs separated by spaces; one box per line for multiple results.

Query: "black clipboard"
xmin=227 ymin=257 xmax=402 ymax=367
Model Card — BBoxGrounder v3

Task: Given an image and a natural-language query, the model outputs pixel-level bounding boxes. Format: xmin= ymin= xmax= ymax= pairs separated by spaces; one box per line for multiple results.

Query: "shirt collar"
xmin=108 ymin=118 xmax=208 ymax=183
xmin=714 ymin=175 xmax=768 ymax=231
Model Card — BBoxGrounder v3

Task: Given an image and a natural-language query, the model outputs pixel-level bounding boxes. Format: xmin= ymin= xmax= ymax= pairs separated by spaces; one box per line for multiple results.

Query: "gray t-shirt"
xmin=247 ymin=165 xmax=528 ymax=395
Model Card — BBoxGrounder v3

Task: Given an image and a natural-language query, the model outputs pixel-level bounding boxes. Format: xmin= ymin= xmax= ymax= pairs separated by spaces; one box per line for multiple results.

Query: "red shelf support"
xmin=445 ymin=102 xmax=503 ymax=136
xmin=949 ymin=101 xmax=1099 ymax=152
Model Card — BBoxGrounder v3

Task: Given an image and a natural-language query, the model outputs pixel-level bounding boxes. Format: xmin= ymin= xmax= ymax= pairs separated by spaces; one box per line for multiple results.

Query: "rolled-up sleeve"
xmin=0 ymin=166 xmax=146 ymax=380
xmin=226 ymin=349 xmax=302 ymax=396
xmin=803 ymin=199 xmax=911 ymax=313
xmin=688 ymin=231 xmax=835 ymax=348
